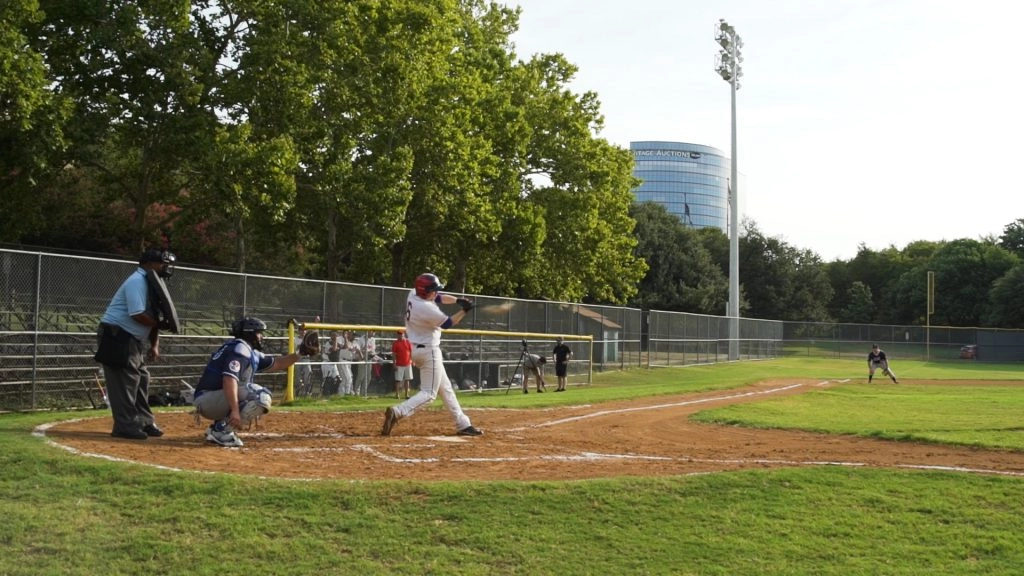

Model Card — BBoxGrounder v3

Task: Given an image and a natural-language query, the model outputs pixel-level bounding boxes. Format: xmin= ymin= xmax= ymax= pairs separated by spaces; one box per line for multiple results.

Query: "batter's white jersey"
xmin=404 ymin=289 xmax=448 ymax=346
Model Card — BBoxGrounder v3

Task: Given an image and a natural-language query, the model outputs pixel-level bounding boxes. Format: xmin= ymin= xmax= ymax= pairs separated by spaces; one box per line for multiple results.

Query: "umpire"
xmin=94 ymin=248 xmax=176 ymax=440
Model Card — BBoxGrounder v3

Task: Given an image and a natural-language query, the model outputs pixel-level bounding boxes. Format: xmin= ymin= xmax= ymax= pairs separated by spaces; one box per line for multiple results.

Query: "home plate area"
xmin=41 ymin=379 xmax=1024 ymax=481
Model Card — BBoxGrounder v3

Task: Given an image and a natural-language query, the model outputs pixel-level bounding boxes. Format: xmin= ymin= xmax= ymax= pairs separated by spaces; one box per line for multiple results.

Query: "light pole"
xmin=715 ymin=19 xmax=742 ymax=361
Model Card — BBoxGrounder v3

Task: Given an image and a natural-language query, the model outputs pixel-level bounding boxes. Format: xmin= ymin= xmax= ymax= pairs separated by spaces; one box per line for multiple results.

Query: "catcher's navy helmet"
xmin=414 ymin=273 xmax=444 ymax=298
xmin=232 ymin=317 xmax=267 ymax=349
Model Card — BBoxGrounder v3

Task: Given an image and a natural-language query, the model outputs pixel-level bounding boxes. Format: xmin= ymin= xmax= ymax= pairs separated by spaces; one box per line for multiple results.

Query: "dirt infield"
xmin=38 ymin=379 xmax=1024 ymax=481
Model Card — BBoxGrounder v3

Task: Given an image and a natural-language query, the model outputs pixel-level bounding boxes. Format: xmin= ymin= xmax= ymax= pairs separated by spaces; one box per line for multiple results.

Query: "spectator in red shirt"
xmin=391 ymin=330 xmax=414 ymax=399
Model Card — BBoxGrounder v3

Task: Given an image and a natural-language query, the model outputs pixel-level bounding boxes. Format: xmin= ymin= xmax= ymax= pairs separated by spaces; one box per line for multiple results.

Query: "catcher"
xmin=867 ymin=344 xmax=899 ymax=384
xmin=192 ymin=317 xmax=320 ymax=447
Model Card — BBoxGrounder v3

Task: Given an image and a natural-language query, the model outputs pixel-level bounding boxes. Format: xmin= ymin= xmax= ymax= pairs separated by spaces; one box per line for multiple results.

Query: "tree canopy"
xmin=4 ymin=1 xmax=1023 ymax=323
xmin=5 ymin=0 xmax=645 ymax=303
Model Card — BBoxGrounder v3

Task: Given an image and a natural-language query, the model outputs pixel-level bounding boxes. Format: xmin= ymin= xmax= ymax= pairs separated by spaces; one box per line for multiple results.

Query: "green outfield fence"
xmin=2 ymin=248 xmax=1022 ymax=410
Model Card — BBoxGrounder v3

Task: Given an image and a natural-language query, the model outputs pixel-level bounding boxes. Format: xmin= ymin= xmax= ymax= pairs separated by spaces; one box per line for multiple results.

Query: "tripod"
xmin=504 ymin=340 xmax=530 ymax=395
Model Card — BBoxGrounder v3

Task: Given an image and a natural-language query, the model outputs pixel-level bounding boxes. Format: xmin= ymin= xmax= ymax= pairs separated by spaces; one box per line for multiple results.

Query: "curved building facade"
xmin=630 ymin=141 xmax=730 ymax=232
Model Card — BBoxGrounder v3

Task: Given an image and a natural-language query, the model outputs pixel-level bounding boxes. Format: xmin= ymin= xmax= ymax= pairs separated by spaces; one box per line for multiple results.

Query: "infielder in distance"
xmin=381 ymin=273 xmax=482 ymax=437
xmin=867 ymin=344 xmax=899 ymax=384
xmin=193 ymin=317 xmax=317 ymax=447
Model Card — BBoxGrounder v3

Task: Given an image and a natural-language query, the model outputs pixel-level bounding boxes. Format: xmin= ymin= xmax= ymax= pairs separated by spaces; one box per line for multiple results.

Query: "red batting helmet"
xmin=414 ymin=273 xmax=444 ymax=298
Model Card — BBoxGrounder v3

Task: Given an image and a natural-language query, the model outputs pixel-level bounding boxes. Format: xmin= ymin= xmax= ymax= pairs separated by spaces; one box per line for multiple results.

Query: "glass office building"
xmin=630 ymin=141 xmax=729 ymax=232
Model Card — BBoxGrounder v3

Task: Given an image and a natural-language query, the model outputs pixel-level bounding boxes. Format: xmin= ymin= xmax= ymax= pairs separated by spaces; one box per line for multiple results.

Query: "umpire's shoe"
xmin=381 ymin=407 xmax=399 ymax=436
xmin=111 ymin=427 xmax=148 ymax=440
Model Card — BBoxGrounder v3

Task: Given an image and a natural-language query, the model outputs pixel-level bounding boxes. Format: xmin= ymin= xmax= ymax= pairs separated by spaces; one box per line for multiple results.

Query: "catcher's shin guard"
xmin=240 ymin=385 xmax=272 ymax=429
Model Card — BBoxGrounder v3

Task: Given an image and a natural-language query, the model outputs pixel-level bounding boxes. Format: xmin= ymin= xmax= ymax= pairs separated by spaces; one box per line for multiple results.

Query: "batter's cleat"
xmin=381 ymin=407 xmax=399 ymax=436
xmin=457 ymin=426 xmax=483 ymax=437
xmin=205 ymin=425 xmax=243 ymax=447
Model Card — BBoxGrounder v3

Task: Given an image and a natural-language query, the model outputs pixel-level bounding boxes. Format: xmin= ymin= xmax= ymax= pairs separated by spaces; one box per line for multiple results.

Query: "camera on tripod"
xmin=520 ymin=339 xmax=528 ymax=352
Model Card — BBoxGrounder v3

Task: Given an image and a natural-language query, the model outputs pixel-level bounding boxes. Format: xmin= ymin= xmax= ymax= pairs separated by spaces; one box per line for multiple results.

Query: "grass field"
xmin=3 ymin=357 xmax=1024 ymax=575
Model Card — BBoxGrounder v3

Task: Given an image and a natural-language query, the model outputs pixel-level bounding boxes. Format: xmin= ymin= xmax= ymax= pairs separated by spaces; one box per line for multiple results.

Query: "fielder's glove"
xmin=299 ymin=331 xmax=321 ymax=356
xmin=456 ymin=297 xmax=474 ymax=312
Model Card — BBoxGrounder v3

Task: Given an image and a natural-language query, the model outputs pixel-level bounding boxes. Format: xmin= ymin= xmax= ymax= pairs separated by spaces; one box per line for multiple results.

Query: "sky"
xmin=504 ymin=0 xmax=1024 ymax=261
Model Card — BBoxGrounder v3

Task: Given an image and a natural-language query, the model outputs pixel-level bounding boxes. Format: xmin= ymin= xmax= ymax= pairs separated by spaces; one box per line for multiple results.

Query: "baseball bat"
xmin=81 ymin=379 xmax=98 ymax=409
xmin=94 ymin=371 xmax=109 ymax=408
xmin=476 ymin=301 xmax=515 ymax=314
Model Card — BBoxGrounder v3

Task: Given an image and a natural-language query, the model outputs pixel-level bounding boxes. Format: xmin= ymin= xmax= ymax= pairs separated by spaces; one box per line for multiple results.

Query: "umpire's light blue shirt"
xmin=100 ymin=268 xmax=152 ymax=341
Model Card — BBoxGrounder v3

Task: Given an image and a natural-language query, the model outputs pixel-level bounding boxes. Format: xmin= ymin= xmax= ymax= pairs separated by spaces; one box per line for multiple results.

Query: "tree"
xmin=889 ymin=239 xmax=1017 ymax=326
xmin=736 ymin=220 xmax=796 ymax=320
xmin=722 ymin=220 xmax=832 ymax=321
xmin=841 ymin=281 xmax=874 ymax=323
xmin=394 ymin=0 xmax=523 ymax=291
xmin=843 ymin=244 xmax=912 ymax=324
xmin=824 ymin=259 xmax=853 ymax=320
xmin=31 ymin=0 xmax=225 ymax=253
xmin=786 ymin=249 xmax=833 ymax=322
xmin=998 ymin=218 xmax=1024 ymax=259
xmin=390 ymin=4 xmax=646 ymax=302
xmin=628 ymin=202 xmax=726 ymax=313
xmin=696 ymin=226 xmax=752 ymax=315
xmin=988 ymin=264 xmax=1024 ymax=328
xmin=0 ymin=0 xmax=70 ymax=241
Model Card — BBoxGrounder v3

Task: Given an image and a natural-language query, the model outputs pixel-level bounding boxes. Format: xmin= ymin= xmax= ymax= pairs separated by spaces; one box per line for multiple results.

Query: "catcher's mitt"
xmin=299 ymin=331 xmax=321 ymax=356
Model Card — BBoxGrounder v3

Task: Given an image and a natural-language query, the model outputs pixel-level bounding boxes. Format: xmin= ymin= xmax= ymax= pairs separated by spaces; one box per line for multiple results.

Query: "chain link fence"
xmin=646 ymin=310 xmax=784 ymax=366
xmin=4 ymin=248 xmax=1022 ymax=410
xmin=0 ymin=249 xmax=642 ymax=410
xmin=645 ymin=311 xmax=1024 ymax=367
xmin=781 ymin=321 xmax=1024 ymax=362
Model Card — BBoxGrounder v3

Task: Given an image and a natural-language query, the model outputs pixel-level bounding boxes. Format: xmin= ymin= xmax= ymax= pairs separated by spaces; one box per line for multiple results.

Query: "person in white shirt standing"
xmin=381 ymin=273 xmax=481 ymax=437
xmin=354 ymin=330 xmax=377 ymax=396
xmin=338 ymin=330 xmax=356 ymax=395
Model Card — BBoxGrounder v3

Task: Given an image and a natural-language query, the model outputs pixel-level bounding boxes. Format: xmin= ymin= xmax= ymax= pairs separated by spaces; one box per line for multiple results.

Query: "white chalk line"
xmin=509 ymin=383 xmax=809 ymax=431
xmin=33 ymin=381 xmax=1024 ymax=478
xmin=34 ymin=419 xmax=199 ymax=474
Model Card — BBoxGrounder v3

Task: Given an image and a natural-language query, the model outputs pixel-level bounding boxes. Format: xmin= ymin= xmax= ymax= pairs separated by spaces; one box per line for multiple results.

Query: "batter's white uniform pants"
xmin=391 ymin=346 xmax=471 ymax=431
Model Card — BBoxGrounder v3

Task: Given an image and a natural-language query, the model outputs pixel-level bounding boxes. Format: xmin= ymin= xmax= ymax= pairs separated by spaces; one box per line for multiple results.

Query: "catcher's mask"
xmin=414 ymin=273 xmax=444 ymax=298
xmin=139 ymin=248 xmax=176 ymax=279
xmin=232 ymin=317 xmax=267 ymax=350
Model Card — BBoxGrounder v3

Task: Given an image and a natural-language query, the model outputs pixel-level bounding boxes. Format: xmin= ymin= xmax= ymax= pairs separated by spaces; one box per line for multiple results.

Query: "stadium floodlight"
xmin=715 ymin=18 xmax=742 ymax=361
